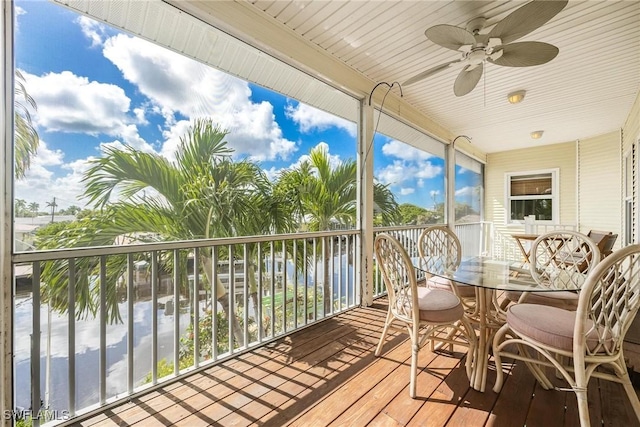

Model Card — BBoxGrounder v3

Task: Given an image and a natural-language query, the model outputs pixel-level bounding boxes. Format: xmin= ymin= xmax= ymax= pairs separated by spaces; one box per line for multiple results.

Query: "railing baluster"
xmin=303 ymin=239 xmax=308 ymax=324
xmin=31 ymin=262 xmax=41 ymax=427
xmin=346 ymin=234 xmax=350 ymax=307
xmin=228 ymin=245 xmax=235 ymax=353
xmin=193 ymin=248 xmax=200 ymax=368
xmin=127 ymin=254 xmax=134 ymax=394
xmin=330 ymin=237 xmax=334 ymax=315
xmin=173 ymin=249 xmax=179 ymax=376
xmin=151 ymin=250 xmax=158 ymax=384
xmin=293 ymin=239 xmax=298 ymax=329
xmin=243 ymin=243 xmax=249 ymax=348
xmin=212 ymin=246 xmax=218 ymax=360
xmin=338 ymin=235 xmax=342 ymax=312
xmin=257 ymin=244 xmax=263 ymax=342
xmin=67 ymin=259 xmax=76 ymax=416
xmin=99 ymin=255 xmax=107 ymax=403
xmin=313 ymin=238 xmax=318 ymax=321
xmin=282 ymin=240 xmax=287 ymax=331
xmin=269 ymin=242 xmax=275 ymax=337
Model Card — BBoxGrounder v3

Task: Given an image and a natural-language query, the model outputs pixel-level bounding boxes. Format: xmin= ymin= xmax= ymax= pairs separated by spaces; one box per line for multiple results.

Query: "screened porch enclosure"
xmin=2 ymin=0 xmax=639 ymax=426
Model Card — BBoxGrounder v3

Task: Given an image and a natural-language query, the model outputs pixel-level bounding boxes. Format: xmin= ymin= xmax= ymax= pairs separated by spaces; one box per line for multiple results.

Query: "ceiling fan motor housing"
xmin=466 ymin=17 xmax=487 ymax=34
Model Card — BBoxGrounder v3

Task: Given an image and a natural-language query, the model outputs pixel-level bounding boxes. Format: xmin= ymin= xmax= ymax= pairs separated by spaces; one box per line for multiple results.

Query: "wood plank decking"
xmin=75 ymin=299 xmax=640 ymax=427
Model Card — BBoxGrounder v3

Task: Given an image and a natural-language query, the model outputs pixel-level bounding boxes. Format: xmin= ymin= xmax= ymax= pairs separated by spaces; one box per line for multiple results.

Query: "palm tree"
xmin=29 ymin=201 xmax=39 ymax=218
xmin=40 ymin=118 xmax=294 ymax=344
xmin=15 ymin=70 xmax=39 ymax=179
xmin=15 ymin=198 xmax=27 ymax=217
xmin=275 ymin=144 xmax=399 ymax=314
xmin=46 ymin=197 xmax=58 ymax=222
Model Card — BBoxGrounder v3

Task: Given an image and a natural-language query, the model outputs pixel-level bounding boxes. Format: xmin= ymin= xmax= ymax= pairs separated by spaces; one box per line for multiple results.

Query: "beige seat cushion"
xmin=504 ymin=290 xmax=578 ymax=310
xmin=507 ymin=304 xmax=613 ymax=353
xmin=415 ymin=287 xmax=464 ymax=323
xmin=426 ymin=276 xmax=476 ymax=299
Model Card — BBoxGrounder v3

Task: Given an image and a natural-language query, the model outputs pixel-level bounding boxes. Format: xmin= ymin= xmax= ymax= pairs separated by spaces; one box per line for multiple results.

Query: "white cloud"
xmin=376 ymin=139 xmax=442 ymax=190
xmin=430 ymin=190 xmax=440 ymax=198
xmin=285 ymin=102 xmax=356 ymax=136
xmin=399 ymin=187 xmax=415 ymax=196
xmin=456 ymin=186 xmax=478 ymax=197
xmin=23 ymin=69 xmax=154 ymax=151
xmin=381 ymin=140 xmax=433 ymax=161
xmin=376 ymin=159 xmax=442 ymax=186
xmin=263 ymin=166 xmax=283 ymax=181
xmin=76 ymin=15 xmax=108 ymax=47
xmin=102 ymin=34 xmax=296 ymax=161
xmin=25 ymin=70 xmax=130 ymax=134
xmin=415 ymin=162 xmax=442 ymax=179
xmin=14 ymin=6 xmax=25 ymax=31
xmin=34 ymin=140 xmax=64 ymax=167
xmin=14 ymin=141 xmax=91 ymax=209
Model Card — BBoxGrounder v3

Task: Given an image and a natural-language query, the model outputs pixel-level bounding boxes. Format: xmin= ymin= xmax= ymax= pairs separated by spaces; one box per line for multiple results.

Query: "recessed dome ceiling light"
xmin=508 ymin=90 xmax=526 ymax=104
xmin=530 ymin=130 xmax=544 ymax=139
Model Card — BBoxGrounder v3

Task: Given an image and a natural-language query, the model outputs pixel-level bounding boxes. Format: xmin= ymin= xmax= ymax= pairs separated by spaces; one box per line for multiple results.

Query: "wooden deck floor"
xmin=76 ymin=299 xmax=640 ymax=427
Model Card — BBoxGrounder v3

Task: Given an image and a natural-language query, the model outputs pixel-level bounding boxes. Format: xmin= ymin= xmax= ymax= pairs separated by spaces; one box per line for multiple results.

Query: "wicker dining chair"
xmin=502 ymin=230 xmax=601 ymax=311
xmin=373 ymin=233 xmax=476 ymax=398
xmin=493 ymin=244 xmax=640 ymax=426
xmin=417 ymin=225 xmax=478 ymax=316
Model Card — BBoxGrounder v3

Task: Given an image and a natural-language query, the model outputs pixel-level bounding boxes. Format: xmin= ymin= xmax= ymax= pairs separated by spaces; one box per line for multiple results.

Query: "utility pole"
xmin=49 ymin=197 xmax=57 ymax=223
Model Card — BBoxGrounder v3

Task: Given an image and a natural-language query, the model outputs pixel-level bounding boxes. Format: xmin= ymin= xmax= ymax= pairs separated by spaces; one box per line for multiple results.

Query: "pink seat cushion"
xmin=426 ymin=276 xmax=476 ymax=299
xmin=507 ymin=304 xmax=612 ymax=353
xmin=415 ymin=287 xmax=464 ymax=323
xmin=504 ymin=290 xmax=578 ymax=310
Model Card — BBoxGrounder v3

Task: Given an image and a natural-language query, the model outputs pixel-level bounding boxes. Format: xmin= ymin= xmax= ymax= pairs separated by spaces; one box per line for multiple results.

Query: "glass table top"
xmin=415 ymin=257 xmax=566 ymax=292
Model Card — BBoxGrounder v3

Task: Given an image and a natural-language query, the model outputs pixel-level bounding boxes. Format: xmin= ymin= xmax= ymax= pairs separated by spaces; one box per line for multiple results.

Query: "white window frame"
xmin=505 ymin=168 xmax=560 ymax=225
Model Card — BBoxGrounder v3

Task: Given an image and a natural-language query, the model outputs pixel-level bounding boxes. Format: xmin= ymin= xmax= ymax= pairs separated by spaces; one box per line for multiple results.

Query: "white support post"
xmin=446 ymin=140 xmax=456 ymax=230
xmin=1 ymin=1 xmax=14 ymax=424
xmin=357 ymin=99 xmax=374 ymax=306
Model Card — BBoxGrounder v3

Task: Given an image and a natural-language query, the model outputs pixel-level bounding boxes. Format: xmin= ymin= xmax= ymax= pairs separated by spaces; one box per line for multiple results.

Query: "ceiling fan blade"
xmin=488 ymin=41 xmax=559 ymax=67
xmin=454 ymin=63 xmax=483 ymax=97
xmin=425 ymin=24 xmax=475 ymax=51
xmin=488 ymin=0 xmax=568 ymax=45
xmin=403 ymin=59 xmax=461 ymax=86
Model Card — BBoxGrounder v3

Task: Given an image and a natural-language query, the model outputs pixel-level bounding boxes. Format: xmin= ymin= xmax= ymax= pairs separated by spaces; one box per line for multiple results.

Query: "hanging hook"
xmin=452 ymin=135 xmax=472 ymax=148
xmin=368 ymin=81 xmax=403 ymax=106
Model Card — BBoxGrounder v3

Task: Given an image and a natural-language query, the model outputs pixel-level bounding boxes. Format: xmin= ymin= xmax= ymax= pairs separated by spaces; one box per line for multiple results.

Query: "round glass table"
xmin=415 ymin=256 xmax=571 ymax=392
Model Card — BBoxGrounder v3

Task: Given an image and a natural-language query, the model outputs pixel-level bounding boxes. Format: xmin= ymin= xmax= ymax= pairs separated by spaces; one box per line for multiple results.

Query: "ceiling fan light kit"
xmin=403 ymin=0 xmax=568 ymax=96
xmin=508 ymin=90 xmax=526 ymax=104
xmin=530 ymin=130 xmax=544 ymax=139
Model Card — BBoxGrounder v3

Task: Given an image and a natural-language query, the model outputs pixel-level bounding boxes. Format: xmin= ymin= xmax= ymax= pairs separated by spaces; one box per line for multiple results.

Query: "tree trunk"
xmin=202 ymin=256 xmax=243 ymax=345
xmin=248 ymin=263 xmax=260 ymax=324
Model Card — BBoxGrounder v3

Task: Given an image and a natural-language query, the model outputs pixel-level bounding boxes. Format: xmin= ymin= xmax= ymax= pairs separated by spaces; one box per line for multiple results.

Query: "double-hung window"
xmin=506 ymin=169 xmax=559 ymax=223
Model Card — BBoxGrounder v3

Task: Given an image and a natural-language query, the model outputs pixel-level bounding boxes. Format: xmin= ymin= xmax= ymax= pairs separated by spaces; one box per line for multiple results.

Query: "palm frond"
xmin=14 ymin=70 xmax=39 ymax=179
xmin=82 ymin=145 xmax=182 ymax=208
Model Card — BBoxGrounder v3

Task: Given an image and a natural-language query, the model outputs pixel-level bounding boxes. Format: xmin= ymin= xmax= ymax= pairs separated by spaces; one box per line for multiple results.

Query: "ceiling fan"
xmin=404 ymin=0 xmax=568 ymax=96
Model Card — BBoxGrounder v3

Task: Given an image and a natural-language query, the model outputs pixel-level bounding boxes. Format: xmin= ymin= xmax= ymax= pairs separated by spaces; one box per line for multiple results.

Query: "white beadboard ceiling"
xmin=58 ymin=0 xmax=640 ymax=155
xmin=243 ymin=0 xmax=640 ymax=153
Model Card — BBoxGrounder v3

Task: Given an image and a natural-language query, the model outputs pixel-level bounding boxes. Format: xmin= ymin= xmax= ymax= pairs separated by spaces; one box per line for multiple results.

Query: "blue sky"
xmin=13 ymin=0 xmax=479 ymax=212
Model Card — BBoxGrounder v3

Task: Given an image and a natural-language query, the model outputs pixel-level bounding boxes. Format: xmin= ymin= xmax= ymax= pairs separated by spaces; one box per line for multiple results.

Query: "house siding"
xmin=577 ymin=132 xmax=622 ymax=249
xmin=486 ymin=142 xmax=577 ymax=259
xmin=621 ymin=91 xmax=640 ymax=345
